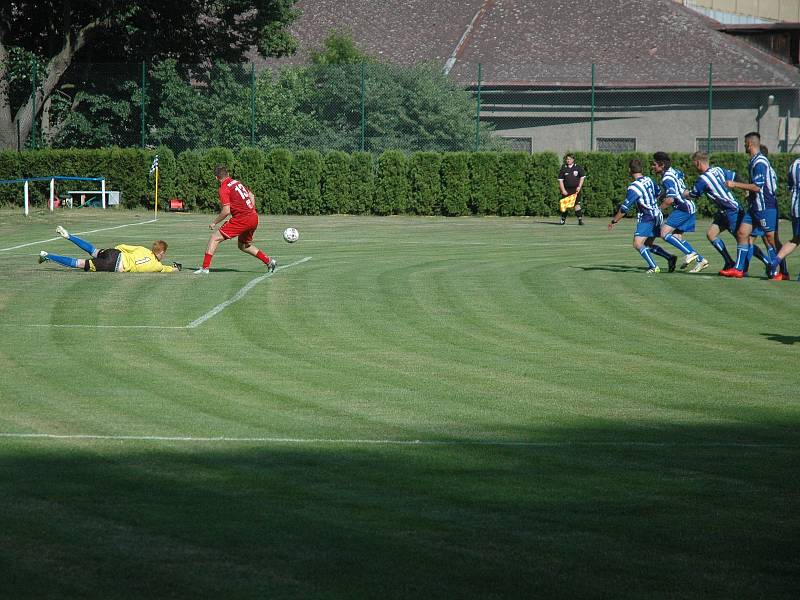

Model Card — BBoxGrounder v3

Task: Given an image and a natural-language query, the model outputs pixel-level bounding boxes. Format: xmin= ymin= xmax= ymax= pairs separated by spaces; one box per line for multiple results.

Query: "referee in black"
xmin=557 ymin=153 xmax=586 ymax=225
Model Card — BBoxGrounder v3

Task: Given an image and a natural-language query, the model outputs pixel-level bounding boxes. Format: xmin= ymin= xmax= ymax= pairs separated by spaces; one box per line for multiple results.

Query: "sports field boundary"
xmin=0 ymin=432 xmax=793 ymax=449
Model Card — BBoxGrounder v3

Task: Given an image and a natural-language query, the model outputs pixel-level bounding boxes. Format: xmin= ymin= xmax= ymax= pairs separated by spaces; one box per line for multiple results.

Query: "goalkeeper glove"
xmin=172 ymin=262 xmax=182 ymax=271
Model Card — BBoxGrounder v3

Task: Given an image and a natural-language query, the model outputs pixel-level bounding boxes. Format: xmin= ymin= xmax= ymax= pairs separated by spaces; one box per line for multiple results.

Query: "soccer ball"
xmin=283 ymin=227 xmax=299 ymax=243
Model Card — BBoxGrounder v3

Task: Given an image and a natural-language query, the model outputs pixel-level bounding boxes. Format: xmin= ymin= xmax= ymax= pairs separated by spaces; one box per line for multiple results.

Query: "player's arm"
xmin=659 ymin=179 xmax=676 ymax=209
xmin=608 ymin=192 xmax=635 ymax=230
xmin=726 ymin=180 xmax=760 ymax=193
xmin=686 ymin=178 xmax=704 ymax=199
xmin=209 ymin=203 xmax=231 ymax=230
xmin=726 ymin=166 xmax=759 ymax=192
xmin=557 ymin=176 xmax=567 ymax=196
xmin=577 ymin=175 xmax=586 ymax=194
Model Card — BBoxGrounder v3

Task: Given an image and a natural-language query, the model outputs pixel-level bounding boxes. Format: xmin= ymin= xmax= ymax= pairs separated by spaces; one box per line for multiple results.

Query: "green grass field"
xmin=0 ymin=208 xmax=797 ymax=598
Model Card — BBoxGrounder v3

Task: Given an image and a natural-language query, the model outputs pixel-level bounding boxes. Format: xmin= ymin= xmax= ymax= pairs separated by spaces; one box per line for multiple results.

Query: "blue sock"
xmin=735 ymin=244 xmax=750 ymax=271
xmin=664 ymin=233 xmax=691 ymax=255
xmin=710 ymin=238 xmax=733 ymax=267
xmin=769 ymin=257 xmax=780 ymax=277
xmin=47 ymin=253 xmax=80 ymax=268
xmin=765 ymin=246 xmax=777 ymax=266
xmin=649 ymin=244 xmax=673 ymax=260
xmin=639 ymin=247 xmax=657 ymax=268
xmin=67 ymin=234 xmax=96 ymax=256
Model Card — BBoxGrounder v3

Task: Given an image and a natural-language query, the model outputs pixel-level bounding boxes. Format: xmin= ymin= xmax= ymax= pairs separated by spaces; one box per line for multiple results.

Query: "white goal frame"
xmin=0 ymin=175 xmax=106 ymax=216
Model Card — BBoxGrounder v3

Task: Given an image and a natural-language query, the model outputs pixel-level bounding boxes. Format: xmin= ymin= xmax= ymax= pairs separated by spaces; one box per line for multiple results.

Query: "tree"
xmin=0 ymin=0 xmax=299 ymax=149
xmin=297 ymin=33 xmax=503 ymax=153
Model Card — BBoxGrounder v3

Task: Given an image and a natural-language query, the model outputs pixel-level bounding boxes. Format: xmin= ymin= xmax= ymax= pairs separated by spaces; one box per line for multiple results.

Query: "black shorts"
xmin=85 ymin=248 xmax=121 ymax=272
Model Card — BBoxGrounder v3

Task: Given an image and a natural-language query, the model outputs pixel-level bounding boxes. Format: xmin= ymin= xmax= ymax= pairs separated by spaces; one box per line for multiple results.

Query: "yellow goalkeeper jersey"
xmin=115 ymin=244 xmax=175 ymax=273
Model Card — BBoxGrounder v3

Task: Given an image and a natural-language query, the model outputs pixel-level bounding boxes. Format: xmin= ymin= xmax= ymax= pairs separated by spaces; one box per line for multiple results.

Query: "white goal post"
xmin=0 ymin=176 xmax=107 ymax=216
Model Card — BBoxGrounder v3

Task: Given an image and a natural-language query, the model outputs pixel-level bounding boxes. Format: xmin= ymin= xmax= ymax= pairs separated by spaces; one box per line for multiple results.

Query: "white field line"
xmin=0 ymin=432 xmax=793 ymax=449
xmin=0 ymin=219 xmax=158 ymax=252
xmin=19 ymin=256 xmax=312 ymax=330
xmin=186 ymin=256 xmax=312 ymax=328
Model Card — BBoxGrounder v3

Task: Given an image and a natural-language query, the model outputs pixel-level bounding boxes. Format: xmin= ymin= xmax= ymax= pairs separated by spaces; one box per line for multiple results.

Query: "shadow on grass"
xmin=761 ymin=332 xmax=800 ymax=345
xmin=0 ymin=423 xmax=797 ymax=599
xmin=574 ymin=264 xmax=645 ymax=273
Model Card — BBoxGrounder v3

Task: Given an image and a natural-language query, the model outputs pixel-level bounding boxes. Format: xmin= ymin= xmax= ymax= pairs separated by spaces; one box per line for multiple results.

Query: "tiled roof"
xmin=262 ymin=0 xmax=800 ymax=88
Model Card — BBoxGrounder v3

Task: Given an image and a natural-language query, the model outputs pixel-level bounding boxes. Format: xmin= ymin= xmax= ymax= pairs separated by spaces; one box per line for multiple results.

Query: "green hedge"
xmin=289 ymin=150 xmax=323 ymax=215
xmin=0 ymin=147 xmax=176 ymax=210
xmin=374 ymin=150 xmax=408 ymax=215
xmin=322 ymin=151 xmax=351 ymax=214
xmin=349 ymin=152 xmax=374 ymax=215
xmin=2 ymin=148 xmax=798 ymax=218
xmin=440 ymin=152 xmax=470 ymax=216
xmin=408 ymin=152 xmax=442 ymax=215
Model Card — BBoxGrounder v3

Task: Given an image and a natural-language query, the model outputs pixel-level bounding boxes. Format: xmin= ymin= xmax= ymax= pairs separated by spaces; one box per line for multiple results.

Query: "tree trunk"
xmin=0 ymin=40 xmax=16 ymax=149
xmin=0 ymin=20 xmax=103 ymax=150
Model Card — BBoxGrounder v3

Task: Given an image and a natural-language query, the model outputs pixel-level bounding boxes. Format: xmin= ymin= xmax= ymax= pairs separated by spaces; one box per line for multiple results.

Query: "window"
xmin=501 ymin=136 xmax=532 ymax=153
xmin=596 ymin=137 xmax=636 ymax=152
xmin=696 ymin=137 xmax=738 ymax=152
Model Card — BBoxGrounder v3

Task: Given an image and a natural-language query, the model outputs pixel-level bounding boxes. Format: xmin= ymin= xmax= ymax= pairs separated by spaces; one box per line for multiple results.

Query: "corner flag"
xmin=150 ymin=155 xmax=160 ymax=219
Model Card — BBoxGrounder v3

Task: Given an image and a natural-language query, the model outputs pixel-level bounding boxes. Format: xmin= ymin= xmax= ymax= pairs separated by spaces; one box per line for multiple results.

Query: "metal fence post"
xmin=590 ymin=63 xmax=595 ymax=151
xmin=31 ymin=60 xmax=37 ymax=149
xmin=16 ymin=119 xmax=20 ymax=152
xmin=360 ymin=63 xmax=366 ymax=151
xmin=475 ymin=63 xmax=482 ymax=152
xmin=250 ymin=64 xmax=257 ymax=146
xmin=707 ymin=62 xmax=713 ymax=153
xmin=785 ymin=109 xmax=790 ymax=152
xmin=141 ymin=61 xmax=146 ymax=149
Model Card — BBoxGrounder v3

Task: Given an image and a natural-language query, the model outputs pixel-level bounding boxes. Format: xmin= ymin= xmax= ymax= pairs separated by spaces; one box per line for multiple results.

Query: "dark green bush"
xmin=289 ymin=150 xmax=323 ymax=215
xmin=469 ymin=152 xmax=498 ymax=214
xmin=496 ymin=152 xmax=528 ymax=216
xmin=440 ymin=152 xmax=470 ymax=216
xmin=408 ymin=152 xmax=442 ymax=215
xmin=526 ymin=151 xmax=560 ymax=216
xmin=263 ymin=149 xmax=292 ymax=214
xmin=235 ymin=147 xmax=267 ymax=212
xmin=374 ymin=150 xmax=408 ymax=215
xmin=4 ymin=148 xmax=797 ymax=219
xmin=349 ymin=152 xmax=374 ymax=214
xmin=321 ymin=151 xmax=351 ymax=214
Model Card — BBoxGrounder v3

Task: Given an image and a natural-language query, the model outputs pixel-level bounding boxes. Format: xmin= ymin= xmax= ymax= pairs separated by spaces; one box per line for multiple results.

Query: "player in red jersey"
xmin=194 ymin=166 xmax=276 ymax=274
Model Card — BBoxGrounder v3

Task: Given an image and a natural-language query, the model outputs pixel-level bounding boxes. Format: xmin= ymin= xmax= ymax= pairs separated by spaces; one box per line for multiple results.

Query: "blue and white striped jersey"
xmin=621 ymin=176 xmax=662 ymax=222
xmin=690 ymin=166 xmax=740 ymax=212
xmin=662 ymin=167 xmax=695 ymax=214
xmin=748 ymin=152 xmax=777 ymax=211
xmin=788 ymin=157 xmax=800 ymax=218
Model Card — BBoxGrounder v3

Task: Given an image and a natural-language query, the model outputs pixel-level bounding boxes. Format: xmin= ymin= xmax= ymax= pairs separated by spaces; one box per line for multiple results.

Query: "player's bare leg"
xmin=194 ymin=231 xmax=226 ymax=274
xmin=239 ymin=241 xmax=276 ymax=273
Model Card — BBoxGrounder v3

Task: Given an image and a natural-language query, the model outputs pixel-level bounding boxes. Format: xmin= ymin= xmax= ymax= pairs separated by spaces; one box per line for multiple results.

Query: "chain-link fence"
xmin=3 ymin=60 xmax=799 ymax=155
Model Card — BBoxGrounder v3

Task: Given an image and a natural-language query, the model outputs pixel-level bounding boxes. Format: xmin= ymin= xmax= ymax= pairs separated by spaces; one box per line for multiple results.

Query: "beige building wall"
xmin=678 ymin=0 xmax=800 ymax=21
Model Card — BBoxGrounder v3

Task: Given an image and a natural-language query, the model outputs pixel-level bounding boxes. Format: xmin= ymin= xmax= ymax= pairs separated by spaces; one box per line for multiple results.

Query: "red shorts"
xmin=219 ymin=213 xmax=259 ymax=245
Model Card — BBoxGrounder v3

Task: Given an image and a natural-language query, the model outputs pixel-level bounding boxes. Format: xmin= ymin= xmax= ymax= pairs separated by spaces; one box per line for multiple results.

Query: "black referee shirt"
xmin=558 ymin=163 xmax=585 ymax=192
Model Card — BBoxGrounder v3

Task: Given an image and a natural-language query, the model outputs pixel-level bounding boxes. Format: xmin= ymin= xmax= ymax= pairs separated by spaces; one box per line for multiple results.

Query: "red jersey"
xmin=219 ymin=177 xmax=256 ymax=218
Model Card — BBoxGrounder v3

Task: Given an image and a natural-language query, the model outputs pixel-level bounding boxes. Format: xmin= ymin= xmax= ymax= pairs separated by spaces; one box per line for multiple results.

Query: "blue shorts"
xmin=634 ymin=219 xmax=660 ymax=239
xmin=712 ymin=209 xmax=744 ymax=234
xmin=742 ymin=208 xmax=773 ymax=236
xmin=665 ymin=210 xmax=696 ymax=233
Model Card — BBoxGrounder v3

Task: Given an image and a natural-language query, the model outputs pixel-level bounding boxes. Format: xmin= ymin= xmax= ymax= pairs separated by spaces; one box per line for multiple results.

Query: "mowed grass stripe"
xmin=0 ymin=210 xmax=798 ymax=598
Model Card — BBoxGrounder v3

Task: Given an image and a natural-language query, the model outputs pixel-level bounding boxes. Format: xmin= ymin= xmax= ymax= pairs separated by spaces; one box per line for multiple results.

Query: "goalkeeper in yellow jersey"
xmin=38 ymin=226 xmax=181 ymax=273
